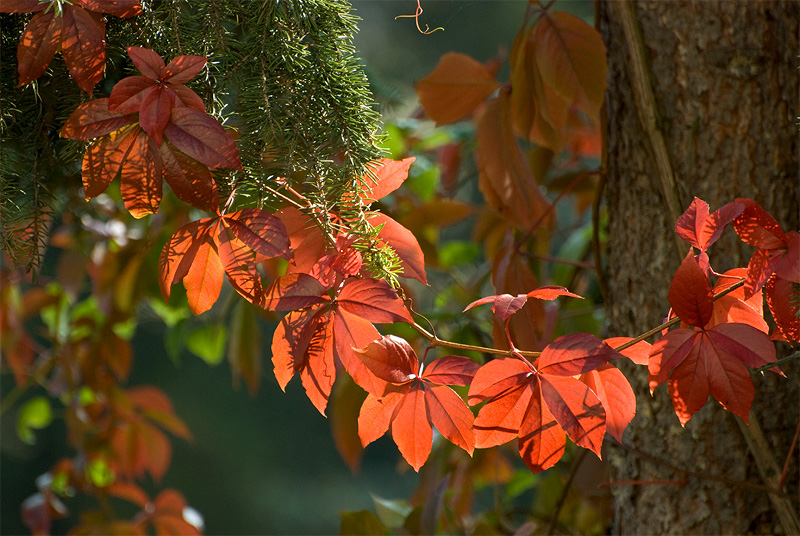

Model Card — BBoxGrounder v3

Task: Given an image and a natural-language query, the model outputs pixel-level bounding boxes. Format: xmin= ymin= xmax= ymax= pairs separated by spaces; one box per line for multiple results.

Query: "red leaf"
xmin=734 ymin=198 xmax=787 ymax=250
xmin=163 ymin=55 xmax=207 ymax=84
xmin=224 ymin=209 xmax=291 ymax=259
xmin=775 ymin=231 xmax=800 ymax=282
xmin=391 ymin=387 xmax=432 ymax=471
xmin=650 ymin=323 xmax=777 ymax=425
xmin=354 ymin=335 xmax=419 ymax=385
xmin=358 ymin=391 xmax=404 ymax=447
xmin=766 ymin=276 xmax=800 ymax=342
xmin=332 ymin=308 xmax=382 ymax=396
xmin=0 ymin=1 xmax=47 ymax=13
xmin=336 ymin=278 xmax=412 ymax=324
xmin=80 ymin=0 xmax=142 ymax=18
xmin=109 ymin=76 xmax=155 ymax=114
xmin=60 ymin=6 xmax=105 ymax=93
xmin=668 ymin=252 xmax=713 ymax=328
xmin=518 ymin=384 xmax=564 ymax=473
xmin=415 ymin=52 xmax=500 ymax=125
xmin=262 ymin=273 xmax=327 ymax=311
xmin=119 ymin=129 xmax=163 ymax=218
xmin=580 ymin=364 xmax=635 ymax=443
xmin=271 ymin=309 xmax=317 ymax=390
xmin=139 ymin=85 xmax=175 ymax=145
xmin=539 ymin=374 xmax=604 ymax=456
xmin=675 ymin=198 xmax=743 ymax=251
xmin=474 ymin=383 xmax=532 ymax=448
xmin=160 ymin=142 xmax=218 ymax=212
xmin=424 ymin=384 xmax=475 ymax=455
xmin=537 ymin=333 xmax=622 ymax=376
xmin=127 ymin=46 xmax=165 ymax=80
xmin=215 ymin=225 xmax=264 ymax=305
xmin=532 ymin=11 xmax=607 ymax=124
xmin=183 ymin=240 xmax=223 ymax=315
xmin=158 ymin=220 xmax=208 ymax=301
xmin=371 ymin=213 xmax=427 ymax=284
xmin=82 ymin=127 xmax=136 ymax=199
xmin=360 ymin=157 xmax=415 ymax=203
xmin=170 ymin=84 xmax=207 ymax=112
xmin=526 ymin=286 xmax=584 ymax=301
xmin=164 ymin=107 xmax=242 ymax=170
xmin=297 ymin=311 xmax=336 ymax=415
xmin=475 ymin=90 xmax=553 ymax=231
xmin=61 ymin=99 xmax=134 ymax=140
xmin=421 ymin=355 xmax=480 ymax=386
xmin=604 ymin=337 xmax=652 ymax=366
xmin=16 ymin=10 xmax=62 ymax=87
xmin=468 ymin=357 xmax=533 ymax=404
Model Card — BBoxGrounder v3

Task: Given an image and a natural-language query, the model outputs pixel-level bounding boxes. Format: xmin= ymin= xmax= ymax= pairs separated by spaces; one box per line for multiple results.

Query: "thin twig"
xmin=545 ymin=449 xmax=588 ymax=535
xmin=779 ymin=412 xmax=800 ymax=490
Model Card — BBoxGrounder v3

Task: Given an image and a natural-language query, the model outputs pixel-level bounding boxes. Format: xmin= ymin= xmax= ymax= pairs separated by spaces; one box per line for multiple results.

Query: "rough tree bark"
xmin=601 ymin=1 xmax=799 ymax=534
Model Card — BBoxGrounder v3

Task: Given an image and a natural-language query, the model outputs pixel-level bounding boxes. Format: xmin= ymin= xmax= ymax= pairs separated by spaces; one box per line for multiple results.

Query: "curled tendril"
xmin=395 ymin=0 xmax=443 ymax=35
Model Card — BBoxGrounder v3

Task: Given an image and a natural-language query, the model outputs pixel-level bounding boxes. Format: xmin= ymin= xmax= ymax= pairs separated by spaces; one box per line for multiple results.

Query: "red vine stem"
xmin=410 ymin=277 xmax=746 ymax=360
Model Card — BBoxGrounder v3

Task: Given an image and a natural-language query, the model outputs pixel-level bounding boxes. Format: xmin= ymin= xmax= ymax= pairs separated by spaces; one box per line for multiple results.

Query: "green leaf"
xmin=339 ymin=510 xmax=387 ymax=536
xmin=86 ymin=458 xmax=114 ymax=488
xmin=228 ymin=300 xmax=262 ymax=394
xmin=17 ymin=397 xmax=52 ymax=445
xmin=370 ymin=494 xmax=412 ymax=529
xmin=186 ymin=324 xmax=227 ymax=365
xmin=439 ymin=241 xmax=481 ymax=268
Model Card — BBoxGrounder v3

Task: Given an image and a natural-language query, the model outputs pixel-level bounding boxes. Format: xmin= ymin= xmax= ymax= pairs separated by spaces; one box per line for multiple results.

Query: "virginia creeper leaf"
xmin=164 ymin=107 xmax=242 ymax=170
xmin=668 ymin=252 xmax=713 ymax=328
xmin=370 ymin=213 xmax=427 ymax=284
xmin=415 ymin=52 xmax=500 ymax=125
xmin=537 ymin=333 xmax=622 ymax=376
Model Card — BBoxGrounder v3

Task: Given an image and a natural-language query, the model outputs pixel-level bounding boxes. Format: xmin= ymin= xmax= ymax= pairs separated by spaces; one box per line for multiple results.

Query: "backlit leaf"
xmin=371 ymin=213 xmax=427 ymax=283
xmin=336 ymin=278 xmax=412 ymax=324
xmin=416 ymin=52 xmax=500 ymax=125
xmin=424 ymin=384 xmax=475 ymax=455
xmin=668 ymin=252 xmax=713 ymax=328
xmin=182 ymin=240 xmax=223 ymax=315
xmin=164 ymin=107 xmax=242 ymax=170
xmin=163 ymin=54 xmax=207 ymax=84
xmin=360 ymin=158 xmax=415 ymax=203
xmin=476 ymin=90 xmax=552 ymax=231
xmin=537 ymin=333 xmax=621 ymax=376
xmin=61 ymin=99 xmax=134 ymax=140
xmin=354 ymin=335 xmax=418 ymax=384
xmin=119 ymin=129 xmax=162 ymax=218
xmin=532 ymin=11 xmax=607 ymax=123
xmin=60 ymin=6 xmax=105 ymax=93
xmin=539 ymin=374 xmax=604 ymax=456
xmin=391 ymin=387 xmax=432 ymax=471
xmin=580 ymin=364 xmax=635 ymax=443
xmin=127 ymin=46 xmax=164 ymax=79
xmin=16 ymin=10 xmax=62 ymax=87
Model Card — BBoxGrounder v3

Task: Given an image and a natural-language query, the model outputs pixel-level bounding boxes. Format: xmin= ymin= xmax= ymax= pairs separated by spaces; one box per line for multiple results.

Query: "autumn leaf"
xmin=269 ymin=277 xmax=411 ymax=415
xmin=108 ymin=386 xmax=190 ymax=482
xmin=649 ymin=253 xmax=781 ymax=425
xmin=475 ymin=89 xmax=554 ymax=231
xmin=532 ymin=11 xmax=607 ymax=124
xmin=416 ymin=52 xmax=500 ymax=125
xmin=464 ymin=285 xmax=583 ymax=321
xmin=5 ymin=0 xmax=141 ymax=93
xmin=159 ymin=209 xmax=291 ymax=313
xmin=360 ymin=158 xmax=416 ymax=204
xmin=469 ymin=353 xmax=606 ymax=474
xmin=355 ymin=335 xmax=479 ymax=471
xmin=734 ymin=198 xmax=800 ymax=297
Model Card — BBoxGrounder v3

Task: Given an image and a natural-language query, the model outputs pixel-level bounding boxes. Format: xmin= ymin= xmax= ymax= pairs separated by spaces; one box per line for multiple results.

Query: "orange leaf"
xmin=119 ymin=129 xmax=163 ymax=218
xmin=424 ymin=384 xmax=475 ymax=455
xmin=391 ymin=387 xmax=432 ymax=471
xmin=183 ymin=240 xmax=223 ymax=315
xmin=416 ymin=52 xmax=500 ymax=125
xmin=60 ymin=6 xmax=105 ymax=93
xmin=475 ymin=90 xmax=553 ymax=231
xmin=532 ymin=11 xmax=607 ymax=124
xmin=371 ymin=213 xmax=427 ymax=284
xmin=16 ymin=9 xmax=62 ymax=87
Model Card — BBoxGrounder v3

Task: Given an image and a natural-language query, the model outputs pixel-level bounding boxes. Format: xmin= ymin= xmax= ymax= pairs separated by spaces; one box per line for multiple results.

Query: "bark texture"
xmin=601 ymin=1 xmax=799 ymax=534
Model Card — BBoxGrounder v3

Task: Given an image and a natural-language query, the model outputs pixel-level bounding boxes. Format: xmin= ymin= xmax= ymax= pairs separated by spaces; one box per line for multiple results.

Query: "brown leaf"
xmin=416 ymin=52 xmax=500 ymax=125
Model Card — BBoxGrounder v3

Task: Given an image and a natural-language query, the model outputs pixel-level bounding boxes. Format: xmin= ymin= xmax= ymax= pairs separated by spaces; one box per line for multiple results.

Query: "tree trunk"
xmin=600 ymin=1 xmax=799 ymax=534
